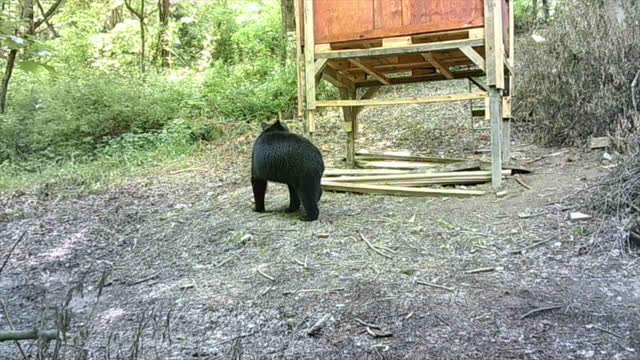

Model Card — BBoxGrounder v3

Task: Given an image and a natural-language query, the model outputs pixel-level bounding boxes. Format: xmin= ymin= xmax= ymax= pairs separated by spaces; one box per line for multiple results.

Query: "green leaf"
xmin=17 ymin=60 xmax=56 ymax=74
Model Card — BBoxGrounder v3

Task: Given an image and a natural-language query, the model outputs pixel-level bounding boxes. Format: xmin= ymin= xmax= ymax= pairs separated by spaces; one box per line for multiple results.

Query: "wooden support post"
xmin=489 ymin=86 xmax=503 ymax=190
xmin=484 ymin=0 xmax=505 ymax=90
xmin=421 ymin=53 xmax=454 ymax=79
xmin=339 ymin=88 xmax=357 ymax=167
xmin=293 ymin=0 xmax=304 ymax=117
xmin=354 ymin=86 xmax=381 ymax=117
xmin=302 ymin=0 xmax=316 ymax=138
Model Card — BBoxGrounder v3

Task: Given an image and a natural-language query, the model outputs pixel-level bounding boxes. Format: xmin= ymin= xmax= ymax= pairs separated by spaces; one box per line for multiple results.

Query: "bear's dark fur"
xmin=251 ymin=120 xmax=325 ymax=221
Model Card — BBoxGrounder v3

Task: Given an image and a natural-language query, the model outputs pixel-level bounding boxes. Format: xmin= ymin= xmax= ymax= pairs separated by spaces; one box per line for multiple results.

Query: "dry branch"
xmin=365 ymin=327 xmax=393 ymax=338
xmin=464 ymin=267 xmax=496 ymax=274
xmin=510 ymin=237 xmax=555 ymax=254
xmin=306 ymin=314 xmax=329 ymax=336
xmin=358 ymin=233 xmax=393 ymax=259
xmin=354 ymin=318 xmax=381 ymax=330
xmin=257 ymin=267 xmax=275 ymax=282
xmin=0 ymin=232 xmax=27 ymax=275
xmin=520 ymin=305 xmax=562 ymax=320
xmin=416 ymin=280 xmax=454 ymax=292
xmin=0 ymin=329 xmax=60 ymax=342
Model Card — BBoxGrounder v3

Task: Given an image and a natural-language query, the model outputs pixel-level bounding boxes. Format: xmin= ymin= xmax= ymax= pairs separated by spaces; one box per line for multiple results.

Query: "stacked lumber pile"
xmin=322 ymin=151 xmax=513 ymax=197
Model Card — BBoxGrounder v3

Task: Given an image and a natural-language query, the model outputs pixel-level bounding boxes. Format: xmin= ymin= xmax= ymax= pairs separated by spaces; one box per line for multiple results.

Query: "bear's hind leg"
xmin=252 ymin=178 xmax=267 ymax=212
xmin=300 ymin=182 xmax=320 ymax=221
xmin=286 ymin=184 xmax=300 ymax=212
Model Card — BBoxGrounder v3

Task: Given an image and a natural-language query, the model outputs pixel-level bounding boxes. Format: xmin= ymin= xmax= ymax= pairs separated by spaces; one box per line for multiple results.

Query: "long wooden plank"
xmin=356 ymin=152 xmax=466 ymax=163
xmin=349 ymin=59 xmax=391 ymax=85
xmin=421 ymin=53 xmax=454 ymax=79
xmin=489 ymin=86 xmax=503 ymax=189
xmin=316 ymin=92 xmax=487 ymax=108
xmin=356 ymin=69 xmax=485 ymax=88
xmin=328 ymin=170 xmax=511 ymax=183
xmin=315 ymin=38 xmax=484 ymax=60
xmin=321 ymin=181 xmax=486 ymax=197
xmin=460 ymin=46 xmax=486 ymax=71
xmin=372 ymin=178 xmax=491 ymax=187
xmin=355 ymin=86 xmax=381 ymax=116
xmin=324 ymin=168 xmax=409 ymax=177
xmin=355 ymin=160 xmax=441 ymax=170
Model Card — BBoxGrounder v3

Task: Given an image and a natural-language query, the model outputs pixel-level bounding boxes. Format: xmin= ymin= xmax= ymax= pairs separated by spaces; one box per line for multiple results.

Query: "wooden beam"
xmin=293 ymin=0 xmax=303 ymax=116
xmin=356 ymin=69 xmax=485 ymax=88
xmin=321 ymin=181 xmax=486 ymax=197
xmin=469 ymin=77 xmax=488 ymax=91
xmin=508 ymin=0 xmax=515 ymax=97
xmin=460 ymin=46 xmax=486 ymax=71
xmin=355 ymin=86 xmax=381 ymax=116
xmin=326 ymin=170 xmax=511 ymax=183
xmin=488 ymin=86 xmax=503 ymax=189
xmin=339 ymin=87 xmax=357 ymax=167
xmin=324 ymin=168 xmax=409 ymax=177
xmin=322 ymin=66 xmax=353 ymax=89
xmin=303 ymin=0 xmax=316 ymax=109
xmin=315 ymin=92 xmax=487 ymax=108
xmin=356 ymin=152 xmax=465 ymax=163
xmin=421 ymin=53 xmax=454 ymax=79
xmin=314 ymin=59 xmax=328 ymax=84
xmin=349 ymin=59 xmax=391 ymax=85
xmin=315 ymin=38 xmax=484 ymax=59
xmin=484 ymin=0 xmax=505 ymax=89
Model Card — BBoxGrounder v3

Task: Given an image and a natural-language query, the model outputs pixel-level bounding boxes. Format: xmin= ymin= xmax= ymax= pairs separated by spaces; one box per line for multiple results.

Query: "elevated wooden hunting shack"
xmin=294 ymin=0 xmax=515 ymax=189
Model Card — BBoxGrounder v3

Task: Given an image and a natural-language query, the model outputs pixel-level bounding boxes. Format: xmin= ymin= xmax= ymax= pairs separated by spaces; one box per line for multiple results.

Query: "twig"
xmin=358 ymin=233 xmax=393 ymax=259
xmin=126 ymin=272 xmax=159 ymax=286
xmin=217 ymin=255 xmax=240 ymax=268
xmin=293 ymin=258 xmax=308 ymax=269
xmin=0 ymin=231 xmax=27 ymax=276
xmin=365 ymin=327 xmax=393 ymax=338
xmin=306 ymin=314 xmax=329 ymax=336
xmin=354 ymin=318 xmax=381 ymax=330
xmin=0 ymin=298 xmax=27 ymax=359
xmin=433 ymin=313 xmax=451 ymax=327
xmin=257 ymin=267 xmax=275 ymax=282
xmin=416 ymin=280 xmax=455 ymax=292
xmin=632 ymin=70 xmax=640 ymax=112
xmin=283 ymin=288 xmax=345 ymax=295
xmin=514 ymin=176 xmax=532 ymax=190
xmin=464 ymin=267 xmax=496 ymax=274
xmin=593 ymin=325 xmax=624 ymax=339
xmin=510 ymin=237 xmax=555 ymax=254
xmin=520 ymin=305 xmax=562 ymax=320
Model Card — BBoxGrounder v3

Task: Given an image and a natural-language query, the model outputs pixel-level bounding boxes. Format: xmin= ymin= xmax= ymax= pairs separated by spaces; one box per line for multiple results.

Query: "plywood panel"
xmin=313 ymin=0 xmax=375 ymax=44
xmin=309 ymin=0 xmax=485 ymax=44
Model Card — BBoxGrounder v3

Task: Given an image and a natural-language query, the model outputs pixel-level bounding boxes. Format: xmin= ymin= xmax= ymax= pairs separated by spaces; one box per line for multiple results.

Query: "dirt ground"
xmin=1 ymin=82 xmax=639 ymax=359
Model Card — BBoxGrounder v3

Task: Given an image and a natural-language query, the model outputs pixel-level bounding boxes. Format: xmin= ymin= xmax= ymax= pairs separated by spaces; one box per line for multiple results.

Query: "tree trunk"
xmin=157 ymin=0 xmax=171 ymax=68
xmin=140 ymin=0 xmax=145 ymax=73
xmin=541 ymin=0 xmax=550 ymax=22
xmin=280 ymin=0 xmax=295 ymax=64
xmin=0 ymin=50 xmax=18 ymax=114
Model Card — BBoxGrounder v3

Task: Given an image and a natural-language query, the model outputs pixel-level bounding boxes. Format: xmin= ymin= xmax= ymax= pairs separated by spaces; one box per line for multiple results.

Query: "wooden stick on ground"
xmin=0 ymin=231 xmax=27 ymax=275
xmin=416 ymin=280 xmax=454 ymax=292
xmin=514 ymin=176 xmax=532 ymax=190
xmin=257 ymin=267 xmax=275 ymax=282
xmin=358 ymin=233 xmax=393 ymax=259
xmin=510 ymin=237 xmax=555 ymax=254
xmin=520 ymin=305 xmax=563 ymax=320
xmin=0 ymin=299 xmax=27 ymax=359
xmin=0 ymin=329 xmax=60 ymax=342
xmin=307 ymin=314 xmax=330 ymax=336
xmin=464 ymin=267 xmax=496 ymax=274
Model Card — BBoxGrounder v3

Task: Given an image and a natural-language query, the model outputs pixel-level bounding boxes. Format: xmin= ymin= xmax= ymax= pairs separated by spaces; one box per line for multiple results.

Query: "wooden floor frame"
xmin=295 ymin=0 xmax=515 ymax=190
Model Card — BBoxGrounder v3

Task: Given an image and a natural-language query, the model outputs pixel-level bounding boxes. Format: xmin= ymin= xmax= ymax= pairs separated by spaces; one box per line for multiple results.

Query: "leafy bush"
xmin=0 ymin=72 xmax=207 ymax=162
xmin=515 ymin=0 xmax=640 ymax=146
xmin=202 ymin=59 xmax=297 ymax=121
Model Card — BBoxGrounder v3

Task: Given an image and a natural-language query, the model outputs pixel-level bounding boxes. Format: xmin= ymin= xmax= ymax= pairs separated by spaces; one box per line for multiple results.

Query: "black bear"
xmin=251 ymin=120 xmax=324 ymax=221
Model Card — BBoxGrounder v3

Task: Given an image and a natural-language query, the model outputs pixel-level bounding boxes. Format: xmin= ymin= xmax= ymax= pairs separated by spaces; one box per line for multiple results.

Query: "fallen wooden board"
xmin=321 ymin=181 xmax=486 ymax=197
xmin=326 ymin=170 xmax=511 ymax=183
xmin=356 ymin=151 xmax=466 ymax=164
xmin=324 ymin=168 xmax=409 ymax=177
xmin=479 ymin=163 xmax=533 ymax=174
xmin=372 ymin=177 xmax=490 ymax=187
xmin=355 ymin=160 xmax=442 ymax=170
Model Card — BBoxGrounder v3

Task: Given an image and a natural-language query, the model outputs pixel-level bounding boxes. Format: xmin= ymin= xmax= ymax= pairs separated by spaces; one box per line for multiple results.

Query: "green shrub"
xmin=202 ymin=59 xmax=297 ymax=121
xmin=515 ymin=0 xmax=640 ymax=146
xmin=0 ymin=72 xmax=206 ymax=162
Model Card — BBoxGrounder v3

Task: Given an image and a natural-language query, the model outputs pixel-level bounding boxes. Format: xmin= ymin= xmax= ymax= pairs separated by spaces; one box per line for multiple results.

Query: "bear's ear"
xmin=261 ymin=122 xmax=269 ymax=131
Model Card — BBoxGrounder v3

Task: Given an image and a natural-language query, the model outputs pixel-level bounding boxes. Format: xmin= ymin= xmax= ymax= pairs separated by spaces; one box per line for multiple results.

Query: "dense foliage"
xmin=0 ymin=0 xmax=297 ymax=188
